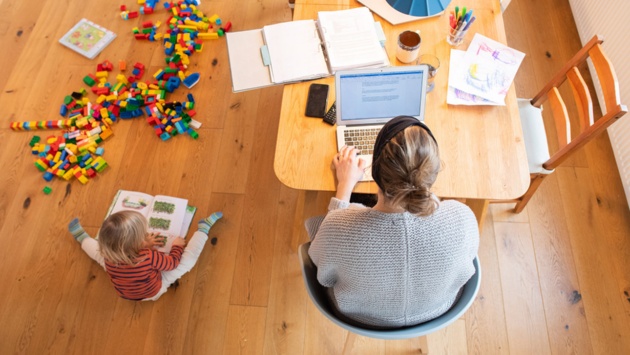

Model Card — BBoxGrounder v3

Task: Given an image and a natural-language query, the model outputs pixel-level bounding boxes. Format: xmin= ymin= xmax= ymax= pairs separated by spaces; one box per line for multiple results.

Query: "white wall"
xmin=568 ymin=0 xmax=630 ymax=207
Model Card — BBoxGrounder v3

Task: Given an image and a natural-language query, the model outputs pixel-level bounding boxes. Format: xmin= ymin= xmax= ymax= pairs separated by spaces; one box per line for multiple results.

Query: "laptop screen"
xmin=335 ymin=65 xmax=428 ymax=126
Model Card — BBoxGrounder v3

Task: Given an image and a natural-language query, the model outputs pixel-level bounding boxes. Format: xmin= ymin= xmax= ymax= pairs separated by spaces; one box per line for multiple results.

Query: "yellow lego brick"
xmin=62 ymin=170 xmax=74 ymax=180
xmin=95 ymin=71 xmax=108 ymax=78
xmin=137 ymin=82 xmax=148 ymax=90
xmin=116 ymin=74 xmax=128 ymax=84
xmin=77 ymin=175 xmax=89 ymax=184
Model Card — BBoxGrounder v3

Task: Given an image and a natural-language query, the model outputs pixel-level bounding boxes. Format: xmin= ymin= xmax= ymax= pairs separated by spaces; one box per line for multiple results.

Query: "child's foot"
xmin=198 ymin=212 xmax=223 ymax=234
xmin=69 ymin=218 xmax=90 ymax=243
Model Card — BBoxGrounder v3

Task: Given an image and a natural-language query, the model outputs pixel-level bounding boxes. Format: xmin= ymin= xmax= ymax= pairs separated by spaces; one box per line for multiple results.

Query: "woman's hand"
xmin=332 ymin=145 xmax=367 ymax=202
xmin=144 ymin=232 xmax=166 ymax=249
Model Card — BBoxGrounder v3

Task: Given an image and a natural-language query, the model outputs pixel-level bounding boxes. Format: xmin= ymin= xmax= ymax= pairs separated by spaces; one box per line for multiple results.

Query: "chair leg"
xmin=514 ymin=174 xmax=547 ymax=213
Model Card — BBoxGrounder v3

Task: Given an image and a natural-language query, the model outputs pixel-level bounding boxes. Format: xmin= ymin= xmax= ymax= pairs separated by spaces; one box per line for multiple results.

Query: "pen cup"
xmin=447 ymin=26 xmax=468 ymax=47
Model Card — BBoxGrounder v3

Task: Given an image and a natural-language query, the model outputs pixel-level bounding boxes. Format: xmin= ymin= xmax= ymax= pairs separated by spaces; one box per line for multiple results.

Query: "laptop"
xmin=335 ymin=65 xmax=429 ymax=181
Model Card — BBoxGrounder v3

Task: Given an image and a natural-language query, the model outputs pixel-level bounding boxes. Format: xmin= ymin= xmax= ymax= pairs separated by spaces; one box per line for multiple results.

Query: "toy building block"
xmin=43 ymin=186 xmax=52 ymax=194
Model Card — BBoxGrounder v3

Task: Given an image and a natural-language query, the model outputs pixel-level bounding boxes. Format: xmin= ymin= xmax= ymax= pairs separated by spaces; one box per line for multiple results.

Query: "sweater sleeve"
xmin=328 ymin=197 xmax=368 ymax=211
xmin=150 ymin=245 xmax=184 ymax=271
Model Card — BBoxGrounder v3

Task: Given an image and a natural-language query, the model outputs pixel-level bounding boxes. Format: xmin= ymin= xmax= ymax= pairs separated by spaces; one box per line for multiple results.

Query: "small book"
xmin=59 ymin=18 xmax=116 ymax=59
xmin=101 ymin=190 xmax=197 ymax=254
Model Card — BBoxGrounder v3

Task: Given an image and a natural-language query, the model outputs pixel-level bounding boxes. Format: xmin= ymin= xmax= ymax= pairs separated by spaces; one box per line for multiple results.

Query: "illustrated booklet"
xmin=101 ymin=190 xmax=196 ymax=253
xmin=59 ymin=18 xmax=116 ymax=59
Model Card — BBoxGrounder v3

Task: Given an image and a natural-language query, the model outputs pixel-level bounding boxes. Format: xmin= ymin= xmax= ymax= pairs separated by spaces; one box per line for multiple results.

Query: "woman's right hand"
xmin=332 ymin=145 xmax=367 ymax=202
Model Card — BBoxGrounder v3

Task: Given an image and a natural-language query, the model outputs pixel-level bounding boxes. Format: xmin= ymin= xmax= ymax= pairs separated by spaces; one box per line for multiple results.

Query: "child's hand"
xmin=144 ymin=232 xmax=166 ymax=249
xmin=171 ymin=237 xmax=186 ymax=248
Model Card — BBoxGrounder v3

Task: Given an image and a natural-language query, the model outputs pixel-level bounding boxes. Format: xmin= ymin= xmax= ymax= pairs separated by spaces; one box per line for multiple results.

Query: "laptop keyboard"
xmin=343 ymin=127 xmax=381 ymax=155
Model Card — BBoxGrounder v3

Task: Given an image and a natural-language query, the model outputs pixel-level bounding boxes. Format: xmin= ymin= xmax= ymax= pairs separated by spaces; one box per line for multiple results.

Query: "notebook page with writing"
xmin=318 ymin=7 xmax=387 ymax=71
xmin=262 ymin=20 xmax=329 ymax=83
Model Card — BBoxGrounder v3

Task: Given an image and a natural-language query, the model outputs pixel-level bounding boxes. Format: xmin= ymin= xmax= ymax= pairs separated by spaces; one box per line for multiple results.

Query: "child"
xmin=68 ymin=210 xmax=222 ymax=301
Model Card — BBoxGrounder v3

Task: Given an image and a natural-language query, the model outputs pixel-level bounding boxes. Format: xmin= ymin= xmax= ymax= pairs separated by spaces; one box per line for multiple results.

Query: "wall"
xmin=568 ymin=0 xmax=630 ymax=206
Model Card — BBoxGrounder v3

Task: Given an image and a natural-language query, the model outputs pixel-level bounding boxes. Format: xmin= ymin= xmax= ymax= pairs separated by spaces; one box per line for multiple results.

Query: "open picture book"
xmin=101 ymin=190 xmax=196 ymax=254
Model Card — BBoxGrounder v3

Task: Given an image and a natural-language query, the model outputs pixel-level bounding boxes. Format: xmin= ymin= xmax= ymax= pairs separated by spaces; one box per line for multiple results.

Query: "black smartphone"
xmin=305 ymin=83 xmax=329 ymax=118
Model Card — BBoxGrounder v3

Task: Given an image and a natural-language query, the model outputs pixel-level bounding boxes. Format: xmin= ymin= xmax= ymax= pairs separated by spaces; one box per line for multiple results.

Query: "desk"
xmin=274 ymin=0 xmax=530 ymax=225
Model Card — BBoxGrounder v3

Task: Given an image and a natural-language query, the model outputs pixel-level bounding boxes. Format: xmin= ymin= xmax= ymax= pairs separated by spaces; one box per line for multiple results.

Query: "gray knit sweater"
xmin=306 ymin=197 xmax=479 ymax=328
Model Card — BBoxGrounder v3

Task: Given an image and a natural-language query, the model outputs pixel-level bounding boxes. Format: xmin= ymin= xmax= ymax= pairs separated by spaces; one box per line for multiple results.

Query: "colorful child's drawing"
xmin=448 ymin=34 xmax=524 ymax=104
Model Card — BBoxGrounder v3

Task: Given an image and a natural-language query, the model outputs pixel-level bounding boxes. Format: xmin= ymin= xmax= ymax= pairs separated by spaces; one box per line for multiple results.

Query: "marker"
xmin=455 ymin=6 xmax=460 ymax=20
xmin=462 ymin=16 xmax=476 ymax=31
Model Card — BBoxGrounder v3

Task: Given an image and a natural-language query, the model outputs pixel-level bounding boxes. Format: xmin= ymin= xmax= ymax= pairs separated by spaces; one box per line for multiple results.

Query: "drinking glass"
xmin=418 ymin=54 xmax=440 ymax=92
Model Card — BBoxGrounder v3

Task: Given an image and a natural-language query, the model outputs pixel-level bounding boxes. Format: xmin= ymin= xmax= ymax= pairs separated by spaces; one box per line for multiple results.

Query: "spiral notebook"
xmin=226 ymin=7 xmax=387 ymax=92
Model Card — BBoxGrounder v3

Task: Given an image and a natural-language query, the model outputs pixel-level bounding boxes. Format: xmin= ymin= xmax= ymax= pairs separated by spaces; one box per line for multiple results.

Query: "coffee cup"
xmin=396 ymin=30 xmax=421 ymax=64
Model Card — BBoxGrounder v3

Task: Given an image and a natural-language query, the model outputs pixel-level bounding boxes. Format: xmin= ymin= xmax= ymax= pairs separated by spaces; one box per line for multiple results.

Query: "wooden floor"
xmin=0 ymin=0 xmax=629 ymax=353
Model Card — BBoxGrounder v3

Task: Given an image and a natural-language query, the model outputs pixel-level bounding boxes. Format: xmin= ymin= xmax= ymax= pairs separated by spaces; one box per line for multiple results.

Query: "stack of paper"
xmin=263 ymin=20 xmax=330 ymax=83
xmin=447 ymin=34 xmax=525 ymax=105
xmin=318 ymin=7 xmax=387 ymax=72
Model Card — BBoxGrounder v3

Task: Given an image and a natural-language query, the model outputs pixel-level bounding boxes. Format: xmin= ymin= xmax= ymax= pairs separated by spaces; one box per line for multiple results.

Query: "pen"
xmin=462 ymin=16 xmax=476 ymax=31
xmin=455 ymin=6 xmax=460 ymax=20
xmin=462 ymin=7 xmax=467 ymax=19
xmin=463 ymin=10 xmax=473 ymax=23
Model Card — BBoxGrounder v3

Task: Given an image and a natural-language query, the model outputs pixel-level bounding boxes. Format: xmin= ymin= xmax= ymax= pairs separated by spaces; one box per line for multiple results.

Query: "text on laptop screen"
xmin=339 ymin=70 xmax=425 ymax=121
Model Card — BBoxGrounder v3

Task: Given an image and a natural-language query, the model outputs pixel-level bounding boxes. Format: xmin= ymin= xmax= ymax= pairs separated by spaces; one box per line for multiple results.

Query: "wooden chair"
xmin=511 ymin=35 xmax=627 ymax=213
xmin=298 ymin=242 xmax=481 ymax=345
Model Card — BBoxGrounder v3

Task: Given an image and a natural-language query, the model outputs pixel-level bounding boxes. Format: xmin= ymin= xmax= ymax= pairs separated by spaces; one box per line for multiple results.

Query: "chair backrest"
xmin=529 ymin=35 xmax=627 ymax=171
xmin=298 ymin=242 xmax=481 ymax=340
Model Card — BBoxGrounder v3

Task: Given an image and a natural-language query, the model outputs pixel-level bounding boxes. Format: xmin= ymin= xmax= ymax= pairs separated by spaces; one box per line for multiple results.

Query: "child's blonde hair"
xmin=99 ymin=210 xmax=147 ymax=265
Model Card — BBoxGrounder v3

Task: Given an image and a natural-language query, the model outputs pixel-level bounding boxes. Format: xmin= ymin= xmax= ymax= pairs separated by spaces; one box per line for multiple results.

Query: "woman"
xmin=307 ymin=115 xmax=479 ymax=328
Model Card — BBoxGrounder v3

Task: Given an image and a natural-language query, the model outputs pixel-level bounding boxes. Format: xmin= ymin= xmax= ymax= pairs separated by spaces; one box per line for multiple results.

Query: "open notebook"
xmin=226 ymin=7 xmax=387 ymax=92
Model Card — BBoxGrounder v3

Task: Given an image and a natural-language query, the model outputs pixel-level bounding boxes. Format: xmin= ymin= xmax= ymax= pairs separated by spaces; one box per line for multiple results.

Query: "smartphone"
xmin=305 ymin=83 xmax=329 ymax=118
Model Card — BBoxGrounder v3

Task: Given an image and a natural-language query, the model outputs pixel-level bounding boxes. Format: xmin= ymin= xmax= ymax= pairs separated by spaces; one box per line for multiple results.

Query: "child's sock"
xmin=197 ymin=212 xmax=223 ymax=234
xmin=68 ymin=218 xmax=90 ymax=243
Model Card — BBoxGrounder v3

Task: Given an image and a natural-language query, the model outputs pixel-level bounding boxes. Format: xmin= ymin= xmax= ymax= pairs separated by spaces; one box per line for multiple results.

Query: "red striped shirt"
xmin=104 ymin=246 xmax=184 ymax=300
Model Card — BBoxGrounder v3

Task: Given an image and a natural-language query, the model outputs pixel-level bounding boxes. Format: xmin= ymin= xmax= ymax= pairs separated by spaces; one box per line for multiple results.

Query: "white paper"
xmin=262 ymin=20 xmax=329 ymax=83
xmin=447 ymin=50 xmax=503 ymax=106
xmin=449 ymin=34 xmax=525 ymax=104
xmin=318 ymin=7 xmax=387 ymax=71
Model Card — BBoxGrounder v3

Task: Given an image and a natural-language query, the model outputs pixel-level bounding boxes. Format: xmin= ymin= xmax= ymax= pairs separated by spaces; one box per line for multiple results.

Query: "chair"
xmin=510 ymin=35 xmax=627 ymax=213
xmin=298 ymin=242 xmax=481 ymax=341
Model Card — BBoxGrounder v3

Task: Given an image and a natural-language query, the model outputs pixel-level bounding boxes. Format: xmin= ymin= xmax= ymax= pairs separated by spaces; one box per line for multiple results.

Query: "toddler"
xmin=68 ymin=210 xmax=222 ymax=301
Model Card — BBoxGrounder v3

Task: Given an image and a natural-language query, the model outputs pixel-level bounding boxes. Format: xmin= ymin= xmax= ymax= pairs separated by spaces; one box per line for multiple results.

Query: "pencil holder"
xmin=447 ymin=26 xmax=468 ymax=47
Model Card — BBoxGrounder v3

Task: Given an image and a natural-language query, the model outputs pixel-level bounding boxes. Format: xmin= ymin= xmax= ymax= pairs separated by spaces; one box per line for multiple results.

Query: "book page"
xmin=262 ymin=20 xmax=330 ymax=83
xmin=318 ymin=7 xmax=386 ymax=71
xmin=149 ymin=195 xmax=189 ymax=253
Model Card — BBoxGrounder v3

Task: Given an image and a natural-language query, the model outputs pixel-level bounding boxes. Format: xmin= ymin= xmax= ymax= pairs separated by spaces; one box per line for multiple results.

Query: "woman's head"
xmin=99 ymin=210 xmax=148 ymax=265
xmin=372 ymin=116 xmax=440 ymax=216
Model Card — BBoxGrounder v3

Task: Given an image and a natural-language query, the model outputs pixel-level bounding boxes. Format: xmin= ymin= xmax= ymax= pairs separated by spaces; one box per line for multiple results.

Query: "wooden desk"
xmin=274 ymin=0 xmax=530 ymax=224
